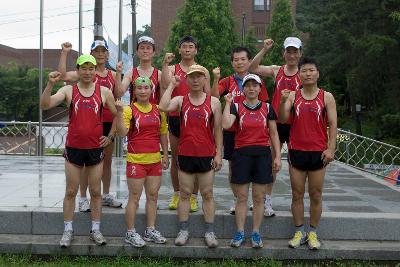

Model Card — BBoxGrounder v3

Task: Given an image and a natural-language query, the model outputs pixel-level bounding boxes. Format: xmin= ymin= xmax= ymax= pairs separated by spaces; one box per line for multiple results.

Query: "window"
xmin=266 ymin=0 xmax=271 ymax=11
xmin=254 ymin=0 xmax=264 ymax=11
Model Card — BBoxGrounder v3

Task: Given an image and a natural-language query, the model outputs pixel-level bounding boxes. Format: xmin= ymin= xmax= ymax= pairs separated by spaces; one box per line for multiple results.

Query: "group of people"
xmin=40 ymin=34 xmax=337 ymax=250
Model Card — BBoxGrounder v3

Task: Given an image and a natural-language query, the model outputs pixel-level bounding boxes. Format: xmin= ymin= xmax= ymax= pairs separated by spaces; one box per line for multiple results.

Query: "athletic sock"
xmin=205 ymin=222 xmax=214 ymax=233
xmin=296 ymin=224 xmax=305 ymax=235
xmin=180 ymin=221 xmax=189 ymax=231
xmin=80 ymin=197 xmax=88 ymax=201
xmin=309 ymin=225 xmax=317 ymax=233
xmin=127 ymin=228 xmax=136 ymax=233
xmin=91 ymin=221 xmax=100 ymax=231
xmin=64 ymin=221 xmax=73 ymax=232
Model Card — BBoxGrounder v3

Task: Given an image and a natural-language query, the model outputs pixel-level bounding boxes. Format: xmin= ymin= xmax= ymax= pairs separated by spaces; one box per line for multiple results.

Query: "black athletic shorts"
xmin=223 ymin=130 xmax=235 ymax=161
xmin=168 ymin=116 xmax=180 ymax=138
xmin=288 ymin=149 xmax=324 ymax=171
xmin=103 ymin=122 xmax=112 ymax=137
xmin=277 ymin=123 xmax=291 ymax=144
xmin=63 ymin=147 xmax=104 ymax=167
xmin=231 ymin=148 xmax=273 ymax=185
xmin=177 ymin=155 xmax=214 ymax=173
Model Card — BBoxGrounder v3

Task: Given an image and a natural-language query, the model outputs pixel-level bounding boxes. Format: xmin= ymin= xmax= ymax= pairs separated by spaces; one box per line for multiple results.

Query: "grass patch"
xmin=0 ymin=255 xmax=397 ymax=267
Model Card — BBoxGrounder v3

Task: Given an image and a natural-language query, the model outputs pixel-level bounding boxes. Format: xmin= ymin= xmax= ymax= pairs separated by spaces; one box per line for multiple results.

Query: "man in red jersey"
xmin=58 ymin=40 xmax=123 ymax=211
xmin=211 ymin=47 xmax=269 ymax=215
xmin=115 ymin=36 xmax=162 ymax=104
xmin=41 ymin=55 xmax=117 ymax=248
xmin=279 ymin=57 xmax=337 ymax=250
xmin=159 ymin=64 xmax=222 ymax=248
xmin=161 ymin=36 xmax=211 ymax=212
xmin=248 ymin=37 xmax=303 ymax=217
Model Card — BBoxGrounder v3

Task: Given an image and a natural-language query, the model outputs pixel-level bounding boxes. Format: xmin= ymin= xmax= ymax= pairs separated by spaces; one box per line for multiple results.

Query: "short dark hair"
xmin=231 ymin=47 xmax=252 ymax=62
xmin=298 ymin=57 xmax=318 ymax=70
xmin=178 ymin=36 xmax=198 ymax=48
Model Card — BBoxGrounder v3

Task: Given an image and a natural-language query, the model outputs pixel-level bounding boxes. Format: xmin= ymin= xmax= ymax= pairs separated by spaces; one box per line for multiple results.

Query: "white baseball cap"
xmin=283 ymin=37 xmax=302 ymax=49
xmin=90 ymin=40 xmax=109 ymax=51
xmin=242 ymin=74 xmax=262 ymax=86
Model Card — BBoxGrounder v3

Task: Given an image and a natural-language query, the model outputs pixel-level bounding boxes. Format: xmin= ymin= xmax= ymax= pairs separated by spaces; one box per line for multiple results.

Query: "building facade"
xmin=151 ymin=0 xmax=297 ymax=52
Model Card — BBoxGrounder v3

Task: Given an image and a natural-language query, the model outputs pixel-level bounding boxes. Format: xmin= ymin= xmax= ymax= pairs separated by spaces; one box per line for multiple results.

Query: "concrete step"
xmin=2 ymin=208 xmax=400 ymax=241
xmin=0 ymin=234 xmax=399 ymax=260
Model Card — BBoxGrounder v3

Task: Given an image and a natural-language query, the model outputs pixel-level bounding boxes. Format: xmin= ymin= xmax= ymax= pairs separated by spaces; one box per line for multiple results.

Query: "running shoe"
xmin=102 ymin=194 xmax=122 ymax=208
xmin=143 ymin=228 xmax=167 ymax=244
xmin=229 ymin=199 xmax=236 ymax=215
xmin=174 ymin=230 xmax=189 ymax=246
xmin=307 ymin=231 xmax=321 ymax=250
xmin=204 ymin=232 xmax=218 ymax=248
xmin=288 ymin=231 xmax=307 ymax=248
xmin=125 ymin=231 xmax=146 ymax=247
xmin=89 ymin=230 xmax=107 ymax=246
xmin=230 ymin=231 xmax=245 ymax=248
xmin=190 ymin=195 xmax=199 ymax=212
xmin=251 ymin=231 xmax=263 ymax=248
xmin=79 ymin=198 xmax=90 ymax=212
xmin=264 ymin=196 xmax=275 ymax=217
xmin=168 ymin=193 xmax=179 ymax=210
xmin=59 ymin=230 xmax=73 ymax=248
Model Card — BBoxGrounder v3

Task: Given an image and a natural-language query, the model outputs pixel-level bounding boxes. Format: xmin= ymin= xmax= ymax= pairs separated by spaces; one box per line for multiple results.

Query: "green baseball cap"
xmin=76 ymin=54 xmax=97 ymax=66
xmin=134 ymin=76 xmax=152 ymax=87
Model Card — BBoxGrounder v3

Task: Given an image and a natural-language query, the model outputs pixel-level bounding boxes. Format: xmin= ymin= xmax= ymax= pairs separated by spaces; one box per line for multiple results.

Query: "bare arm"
xmin=204 ymin=67 xmax=211 ymax=95
xmin=57 ymin=42 xmax=79 ymax=82
xmin=322 ymin=92 xmax=338 ymax=165
xmin=40 ymin=71 xmax=69 ymax=110
xmin=221 ymin=93 xmax=236 ymax=129
xmin=249 ymin=39 xmax=277 ymax=78
xmin=159 ymin=76 xmax=181 ymax=113
xmin=160 ymin=53 xmax=175 ymax=90
xmin=279 ymin=90 xmax=295 ymax=123
xmin=211 ymin=97 xmax=223 ymax=171
xmin=102 ymin=87 xmax=117 ymax=116
xmin=113 ymin=62 xmax=124 ymax=98
xmin=268 ymin=119 xmax=282 ymax=172
xmin=211 ymin=67 xmax=221 ymax=98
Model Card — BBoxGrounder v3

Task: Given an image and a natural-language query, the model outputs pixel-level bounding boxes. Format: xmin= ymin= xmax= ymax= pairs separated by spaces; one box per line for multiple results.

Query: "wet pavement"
xmin=0 ymin=155 xmax=399 ymax=213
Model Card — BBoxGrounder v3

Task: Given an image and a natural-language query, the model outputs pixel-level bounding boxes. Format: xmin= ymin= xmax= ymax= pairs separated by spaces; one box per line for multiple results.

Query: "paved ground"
xmin=0 ymin=155 xmax=399 ymax=213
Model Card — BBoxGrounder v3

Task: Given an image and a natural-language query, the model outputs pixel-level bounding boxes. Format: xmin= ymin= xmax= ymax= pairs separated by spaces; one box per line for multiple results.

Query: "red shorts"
xmin=126 ymin=162 xmax=162 ymax=179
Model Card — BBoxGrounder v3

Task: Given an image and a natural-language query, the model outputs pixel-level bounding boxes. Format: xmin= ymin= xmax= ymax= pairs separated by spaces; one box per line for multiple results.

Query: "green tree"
xmin=296 ymin=0 xmax=400 ymax=143
xmin=160 ymin=0 xmax=239 ymax=78
xmin=0 ymin=63 xmax=61 ymax=121
xmin=264 ymin=0 xmax=298 ymax=66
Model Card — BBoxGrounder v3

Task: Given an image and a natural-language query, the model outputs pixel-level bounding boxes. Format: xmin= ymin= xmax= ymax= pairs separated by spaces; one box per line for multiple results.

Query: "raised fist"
xmin=263 ymin=39 xmax=274 ymax=50
xmin=163 ymin=53 xmax=175 ymax=64
xmin=48 ymin=71 xmax=61 ymax=84
xmin=116 ymin=61 xmax=123 ymax=73
xmin=224 ymin=93 xmax=233 ymax=103
xmin=61 ymin=42 xmax=72 ymax=52
xmin=212 ymin=67 xmax=221 ymax=79
xmin=281 ymin=89 xmax=291 ymax=102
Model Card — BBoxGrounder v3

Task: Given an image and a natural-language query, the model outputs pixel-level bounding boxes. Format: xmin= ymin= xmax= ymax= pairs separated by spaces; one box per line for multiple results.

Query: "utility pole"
xmin=94 ymin=0 xmax=103 ymax=40
xmin=131 ymin=0 xmax=137 ymax=66
xmin=241 ymin=13 xmax=246 ymax=46
xmin=78 ymin=0 xmax=82 ymax=54
xmin=38 ymin=0 xmax=44 ymax=156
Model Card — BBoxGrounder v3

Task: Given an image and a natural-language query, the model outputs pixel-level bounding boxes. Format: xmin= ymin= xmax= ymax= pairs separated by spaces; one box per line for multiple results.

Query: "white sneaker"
xmin=264 ymin=195 xmax=275 ymax=217
xmin=175 ymin=230 xmax=189 ymax=246
xmin=89 ymin=230 xmax=107 ymax=246
xmin=59 ymin=230 xmax=73 ymax=248
xmin=102 ymin=194 xmax=122 ymax=208
xmin=125 ymin=231 xmax=146 ymax=247
xmin=79 ymin=198 xmax=90 ymax=212
xmin=204 ymin=232 xmax=218 ymax=248
xmin=143 ymin=228 xmax=167 ymax=244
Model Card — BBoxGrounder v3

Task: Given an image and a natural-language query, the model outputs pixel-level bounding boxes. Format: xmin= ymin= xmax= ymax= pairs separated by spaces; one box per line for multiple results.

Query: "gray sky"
xmin=0 ymin=0 xmax=151 ymax=53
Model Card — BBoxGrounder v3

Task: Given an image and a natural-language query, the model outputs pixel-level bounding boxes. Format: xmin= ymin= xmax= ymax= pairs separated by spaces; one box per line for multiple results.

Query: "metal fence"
xmin=1 ymin=121 xmax=399 ymax=180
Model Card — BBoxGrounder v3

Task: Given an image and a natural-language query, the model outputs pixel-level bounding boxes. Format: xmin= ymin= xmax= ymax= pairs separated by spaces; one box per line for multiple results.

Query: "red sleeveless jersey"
xmin=218 ymin=75 xmax=269 ymax=132
xmin=130 ymin=67 xmax=160 ymax=104
xmin=288 ymin=89 xmax=328 ymax=151
xmin=127 ymin=104 xmax=161 ymax=154
xmin=178 ymin=94 xmax=216 ymax=157
xmin=272 ymin=66 xmax=301 ymax=122
xmin=234 ymin=102 xmax=271 ymax=149
xmin=66 ymin=84 xmax=103 ymax=149
xmin=93 ymin=70 xmax=115 ymax=123
xmin=169 ymin=64 xmax=190 ymax=117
